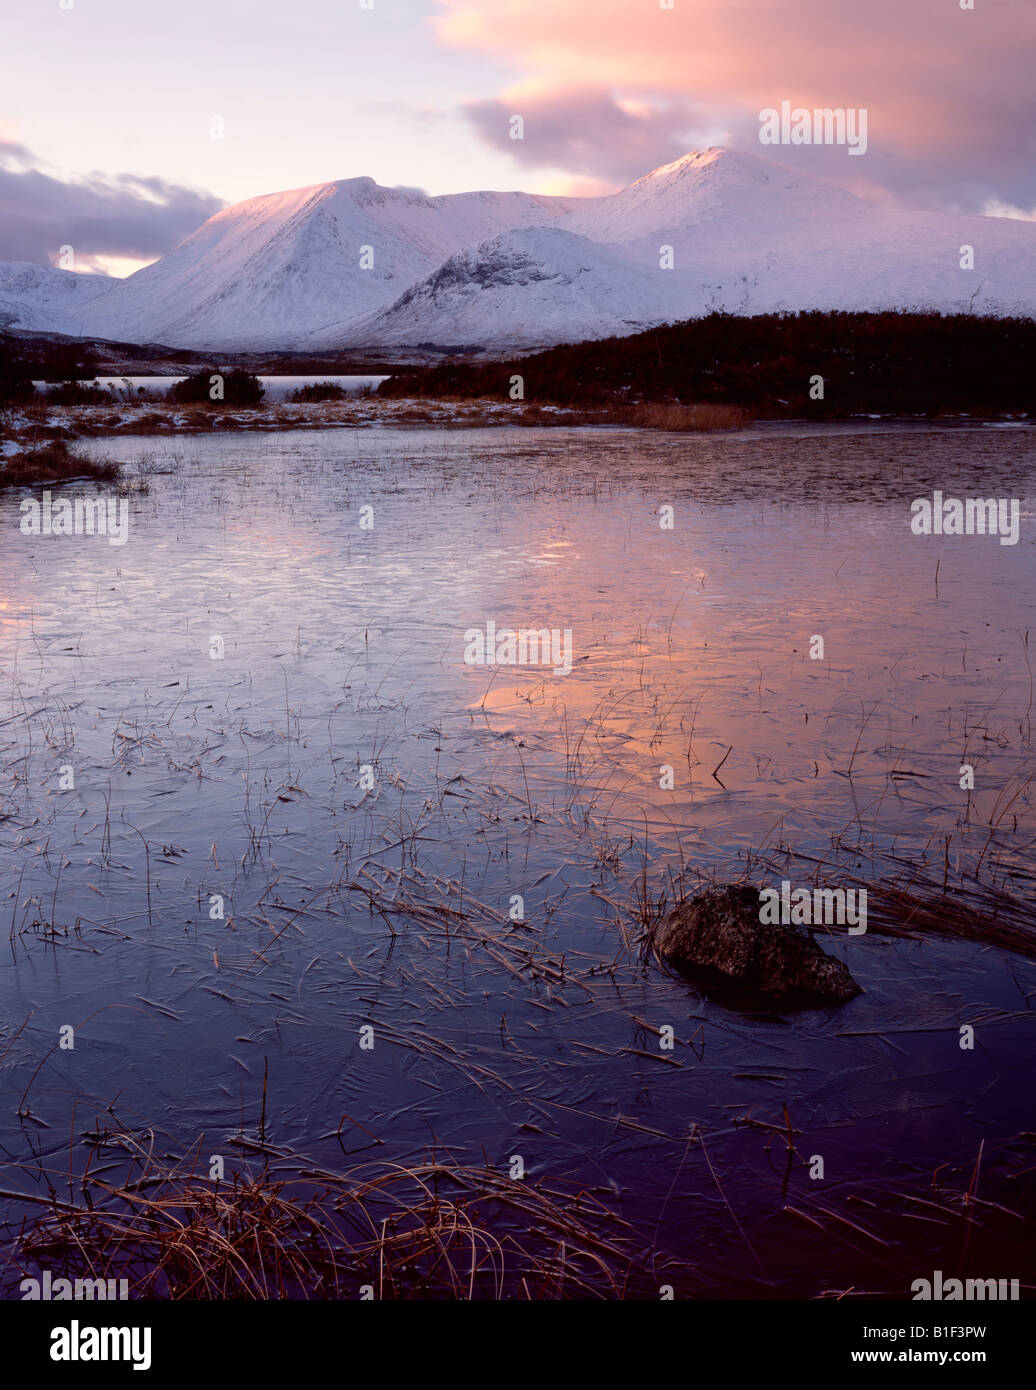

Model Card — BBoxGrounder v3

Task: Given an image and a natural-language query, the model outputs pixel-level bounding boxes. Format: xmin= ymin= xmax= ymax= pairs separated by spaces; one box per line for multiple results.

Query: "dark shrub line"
xmin=377 ymin=310 xmax=1036 ymax=417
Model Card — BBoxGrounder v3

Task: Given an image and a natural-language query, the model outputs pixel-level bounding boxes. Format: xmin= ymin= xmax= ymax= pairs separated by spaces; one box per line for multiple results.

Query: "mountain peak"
xmin=634 ymin=146 xmax=780 ymax=189
xmin=641 ymin=146 xmax=725 ymax=177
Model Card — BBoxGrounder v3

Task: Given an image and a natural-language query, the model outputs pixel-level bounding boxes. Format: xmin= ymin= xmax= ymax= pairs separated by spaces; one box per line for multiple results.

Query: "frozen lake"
xmin=1 ymin=421 xmax=1034 ymax=1297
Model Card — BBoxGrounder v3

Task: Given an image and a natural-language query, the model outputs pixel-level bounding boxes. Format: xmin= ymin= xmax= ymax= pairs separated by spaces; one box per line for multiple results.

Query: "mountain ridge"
xmin=2 ymin=147 xmax=1034 ymax=351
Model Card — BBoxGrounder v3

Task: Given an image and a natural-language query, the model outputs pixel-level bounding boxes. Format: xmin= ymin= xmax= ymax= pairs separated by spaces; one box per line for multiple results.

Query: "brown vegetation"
xmin=0 ymin=440 xmax=120 ymax=489
xmin=15 ymin=1148 xmax=655 ymax=1299
xmin=626 ymin=402 xmax=749 ymax=431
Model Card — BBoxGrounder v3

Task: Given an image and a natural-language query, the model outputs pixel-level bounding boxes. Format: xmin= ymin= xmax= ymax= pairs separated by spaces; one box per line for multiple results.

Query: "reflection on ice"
xmin=1 ymin=422 xmax=1034 ymax=1296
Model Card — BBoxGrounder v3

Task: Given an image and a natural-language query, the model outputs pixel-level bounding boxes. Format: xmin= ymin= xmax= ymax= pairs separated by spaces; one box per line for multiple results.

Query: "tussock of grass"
xmin=130 ymin=411 xmax=176 ymax=433
xmin=0 ymin=439 xmax=120 ymax=489
xmin=751 ymin=847 xmax=1036 ymax=963
xmin=627 ymin=402 xmax=748 ymax=431
xmin=15 ymin=1148 xmax=656 ymax=1299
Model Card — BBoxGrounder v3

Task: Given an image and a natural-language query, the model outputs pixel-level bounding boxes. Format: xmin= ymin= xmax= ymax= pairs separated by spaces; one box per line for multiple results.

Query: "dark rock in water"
xmin=654 ymin=884 xmax=861 ymax=1008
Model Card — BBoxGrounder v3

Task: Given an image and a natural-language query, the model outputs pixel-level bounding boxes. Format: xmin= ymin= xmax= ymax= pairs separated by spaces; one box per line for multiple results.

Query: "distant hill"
xmin=0 ymin=262 xmax=114 ymax=335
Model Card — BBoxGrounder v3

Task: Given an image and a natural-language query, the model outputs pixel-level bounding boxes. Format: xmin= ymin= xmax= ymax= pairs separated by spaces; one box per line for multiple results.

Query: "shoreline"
xmin=3 ymin=396 xmax=1033 ymax=449
xmin=3 ymin=398 xmax=1033 ymax=490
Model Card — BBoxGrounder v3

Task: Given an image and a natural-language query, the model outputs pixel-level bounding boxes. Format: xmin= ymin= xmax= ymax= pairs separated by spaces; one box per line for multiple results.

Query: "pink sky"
xmin=1 ymin=0 xmax=1033 ymax=272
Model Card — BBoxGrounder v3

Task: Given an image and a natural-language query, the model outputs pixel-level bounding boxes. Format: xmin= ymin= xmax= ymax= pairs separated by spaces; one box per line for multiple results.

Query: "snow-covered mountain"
xmin=3 ymin=148 xmax=1035 ymax=351
xmin=0 ymin=262 xmax=115 ymax=335
xmin=319 ymin=226 xmax=676 ymax=348
xmin=568 ymin=148 xmax=864 ymax=246
xmin=67 ymin=178 xmax=579 ymax=350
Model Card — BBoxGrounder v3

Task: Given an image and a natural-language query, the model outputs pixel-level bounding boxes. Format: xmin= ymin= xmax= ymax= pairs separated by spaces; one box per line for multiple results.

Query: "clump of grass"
xmin=0 ymin=439 xmax=120 ymax=489
xmin=15 ymin=1149 xmax=656 ymax=1299
xmin=856 ymin=877 xmax=1036 ymax=960
xmin=125 ymin=411 xmax=175 ymax=434
xmin=627 ymin=402 xmax=749 ymax=431
xmin=761 ymin=849 xmax=1036 ymax=963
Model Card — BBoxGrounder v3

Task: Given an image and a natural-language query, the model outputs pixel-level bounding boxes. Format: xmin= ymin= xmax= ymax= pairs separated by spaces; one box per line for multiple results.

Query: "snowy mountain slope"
xmin=559 ymin=149 xmax=1036 ymax=321
xmin=630 ymin=206 xmax=1036 ymax=321
xmin=567 ymin=147 xmax=864 ymax=246
xmin=3 ymin=147 xmax=1034 ymax=350
xmin=317 ymin=226 xmax=678 ymax=348
xmin=328 ymin=192 xmax=1036 ymax=348
xmin=732 ymin=209 xmax=1036 ymax=320
xmin=0 ymin=262 xmax=115 ymax=335
xmin=77 ymin=179 xmax=579 ymax=349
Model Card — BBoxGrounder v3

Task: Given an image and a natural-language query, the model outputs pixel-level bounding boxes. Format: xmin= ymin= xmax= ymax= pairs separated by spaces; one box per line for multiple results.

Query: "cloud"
xmin=0 ymin=139 xmax=36 ymax=168
xmin=437 ymin=0 xmax=1036 ymax=210
xmin=0 ymin=142 xmax=223 ymax=271
xmin=465 ymin=88 xmax=719 ymax=186
xmin=982 ymin=200 xmax=1036 ymax=223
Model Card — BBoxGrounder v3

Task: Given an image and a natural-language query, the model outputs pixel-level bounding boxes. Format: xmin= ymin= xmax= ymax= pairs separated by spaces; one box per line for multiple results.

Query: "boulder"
xmin=653 ymin=883 xmax=861 ymax=1008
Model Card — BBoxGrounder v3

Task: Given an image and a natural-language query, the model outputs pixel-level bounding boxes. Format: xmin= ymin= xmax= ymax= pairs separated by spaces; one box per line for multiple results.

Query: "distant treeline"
xmin=376 ymin=311 xmax=1036 ymax=417
xmin=0 ymin=340 xmax=100 ymax=403
xmin=0 ymin=346 xmax=36 ymax=404
xmin=0 ymin=334 xmax=401 ymax=388
xmin=0 ymin=344 xmax=266 ymax=408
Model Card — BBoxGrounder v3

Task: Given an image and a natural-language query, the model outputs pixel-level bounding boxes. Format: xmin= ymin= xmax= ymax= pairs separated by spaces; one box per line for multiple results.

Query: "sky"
xmin=1 ymin=0 xmax=1034 ymax=275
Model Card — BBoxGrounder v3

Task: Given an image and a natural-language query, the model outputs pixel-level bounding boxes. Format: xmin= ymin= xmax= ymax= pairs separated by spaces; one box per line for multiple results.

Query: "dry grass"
xmin=20 ymin=400 xmax=52 ymax=425
xmin=13 ymin=1146 xmax=655 ymax=1299
xmin=0 ymin=439 xmax=120 ymax=489
xmin=128 ymin=411 xmax=177 ymax=433
xmin=2 ymin=396 xmax=754 ymax=445
xmin=751 ymin=846 xmax=1036 ymax=963
xmin=626 ymin=402 xmax=749 ymax=431
xmin=858 ymin=877 xmax=1036 ymax=960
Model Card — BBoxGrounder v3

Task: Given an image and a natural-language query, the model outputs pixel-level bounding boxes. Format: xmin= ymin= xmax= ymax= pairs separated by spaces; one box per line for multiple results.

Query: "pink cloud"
xmin=465 ymin=88 xmax=719 ymax=187
xmin=436 ymin=0 xmax=1036 ymax=209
